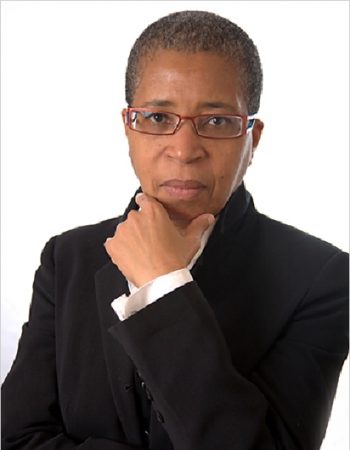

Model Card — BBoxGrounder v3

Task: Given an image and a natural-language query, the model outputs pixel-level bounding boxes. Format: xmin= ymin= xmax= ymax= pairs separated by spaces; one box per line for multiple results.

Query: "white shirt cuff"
xmin=111 ymin=268 xmax=193 ymax=321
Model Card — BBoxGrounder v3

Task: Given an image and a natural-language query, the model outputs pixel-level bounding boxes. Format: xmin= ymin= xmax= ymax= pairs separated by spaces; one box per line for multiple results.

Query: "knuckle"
xmin=114 ymin=222 xmax=123 ymax=236
xmin=127 ymin=210 xmax=138 ymax=222
xmin=104 ymin=238 xmax=114 ymax=256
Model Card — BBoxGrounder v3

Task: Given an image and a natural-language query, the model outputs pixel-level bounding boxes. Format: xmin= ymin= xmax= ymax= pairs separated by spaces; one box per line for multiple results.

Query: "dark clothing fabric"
xmin=2 ymin=184 xmax=349 ymax=450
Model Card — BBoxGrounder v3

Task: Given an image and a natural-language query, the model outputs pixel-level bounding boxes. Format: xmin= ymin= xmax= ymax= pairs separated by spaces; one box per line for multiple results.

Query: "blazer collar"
xmin=190 ymin=183 xmax=253 ymax=274
xmin=214 ymin=182 xmax=252 ymax=238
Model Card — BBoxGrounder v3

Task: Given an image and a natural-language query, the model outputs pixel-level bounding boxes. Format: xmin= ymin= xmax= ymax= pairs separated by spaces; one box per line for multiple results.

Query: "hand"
xmin=104 ymin=193 xmax=215 ymax=287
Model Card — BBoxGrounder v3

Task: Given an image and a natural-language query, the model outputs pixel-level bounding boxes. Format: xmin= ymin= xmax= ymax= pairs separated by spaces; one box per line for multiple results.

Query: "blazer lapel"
xmin=95 ymin=259 xmax=144 ymax=446
xmin=190 ymin=183 xmax=264 ymax=375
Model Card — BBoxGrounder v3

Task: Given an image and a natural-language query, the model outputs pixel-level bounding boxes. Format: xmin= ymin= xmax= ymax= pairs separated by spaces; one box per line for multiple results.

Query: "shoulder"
xmin=256 ymin=211 xmax=346 ymax=259
xmin=253 ymin=211 xmax=348 ymax=289
xmin=57 ymin=216 xmax=119 ymax=246
xmin=40 ymin=216 xmax=122 ymax=268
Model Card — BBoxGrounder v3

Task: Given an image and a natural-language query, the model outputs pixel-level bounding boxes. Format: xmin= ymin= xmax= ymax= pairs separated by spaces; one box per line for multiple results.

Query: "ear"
xmin=121 ymin=108 xmax=129 ymax=136
xmin=252 ymin=119 xmax=264 ymax=152
xmin=248 ymin=119 xmax=264 ymax=166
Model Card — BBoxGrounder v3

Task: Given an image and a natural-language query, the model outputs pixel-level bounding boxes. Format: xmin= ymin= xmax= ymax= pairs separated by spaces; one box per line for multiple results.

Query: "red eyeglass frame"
xmin=122 ymin=107 xmax=256 ymax=139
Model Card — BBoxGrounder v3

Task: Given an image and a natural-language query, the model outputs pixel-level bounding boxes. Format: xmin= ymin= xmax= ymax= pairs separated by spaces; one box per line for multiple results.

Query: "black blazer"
xmin=2 ymin=185 xmax=349 ymax=450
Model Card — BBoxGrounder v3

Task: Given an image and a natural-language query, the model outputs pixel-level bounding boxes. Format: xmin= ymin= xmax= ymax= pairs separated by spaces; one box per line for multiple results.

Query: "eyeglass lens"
xmin=129 ymin=110 xmax=245 ymax=138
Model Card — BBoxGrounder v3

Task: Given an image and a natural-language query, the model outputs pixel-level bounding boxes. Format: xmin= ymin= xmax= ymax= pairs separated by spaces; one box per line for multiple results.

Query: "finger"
xmin=104 ymin=237 xmax=113 ymax=255
xmin=135 ymin=192 xmax=160 ymax=206
xmin=135 ymin=192 xmax=167 ymax=215
xmin=112 ymin=222 xmax=123 ymax=236
xmin=135 ymin=192 xmax=158 ymax=206
xmin=135 ymin=192 xmax=145 ymax=206
xmin=186 ymin=213 xmax=215 ymax=239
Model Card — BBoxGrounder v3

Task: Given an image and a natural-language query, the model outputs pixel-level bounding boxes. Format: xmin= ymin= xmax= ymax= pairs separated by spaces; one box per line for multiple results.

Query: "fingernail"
xmin=208 ymin=214 xmax=215 ymax=225
xmin=135 ymin=193 xmax=144 ymax=202
xmin=104 ymin=237 xmax=112 ymax=246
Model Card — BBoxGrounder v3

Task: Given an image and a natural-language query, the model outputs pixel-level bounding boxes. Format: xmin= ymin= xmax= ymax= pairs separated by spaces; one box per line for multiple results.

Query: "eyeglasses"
xmin=123 ymin=108 xmax=256 ymax=139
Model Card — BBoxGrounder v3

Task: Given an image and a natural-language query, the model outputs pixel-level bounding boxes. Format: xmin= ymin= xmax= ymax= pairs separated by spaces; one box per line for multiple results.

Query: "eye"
xmin=151 ymin=113 xmax=165 ymax=123
xmin=144 ymin=112 xmax=169 ymax=124
xmin=207 ymin=116 xmax=228 ymax=126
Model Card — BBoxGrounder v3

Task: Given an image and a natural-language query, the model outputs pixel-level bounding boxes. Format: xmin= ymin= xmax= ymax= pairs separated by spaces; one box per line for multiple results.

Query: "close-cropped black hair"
xmin=125 ymin=10 xmax=263 ymax=114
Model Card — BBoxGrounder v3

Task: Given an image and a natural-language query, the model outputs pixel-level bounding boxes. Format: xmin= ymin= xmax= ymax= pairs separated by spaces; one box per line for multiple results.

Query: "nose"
xmin=165 ymin=119 xmax=206 ymax=164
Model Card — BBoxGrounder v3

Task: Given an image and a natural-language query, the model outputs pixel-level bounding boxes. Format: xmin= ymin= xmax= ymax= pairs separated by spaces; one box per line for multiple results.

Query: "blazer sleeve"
xmin=1 ymin=238 xmax=146 ymax=450
xmin=109 ymin=251 xmax=349 ymax=450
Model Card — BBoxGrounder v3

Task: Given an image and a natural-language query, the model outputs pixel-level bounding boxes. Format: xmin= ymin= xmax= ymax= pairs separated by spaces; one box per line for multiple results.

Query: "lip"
xmin=160 ymin=179 xmax=206 ymax=200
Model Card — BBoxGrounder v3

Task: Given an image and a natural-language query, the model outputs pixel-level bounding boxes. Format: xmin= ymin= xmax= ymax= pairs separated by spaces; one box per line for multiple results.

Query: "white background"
xmin=1 ymin=1 xmax=348 ymax=448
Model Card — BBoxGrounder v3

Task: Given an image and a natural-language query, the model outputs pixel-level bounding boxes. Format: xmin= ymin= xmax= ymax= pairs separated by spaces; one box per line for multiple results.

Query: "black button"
xmin=140 ymin=381 xmax=153 ymax=401
xmin=145 ymin=387 xmax=153 ymax=401
xmin=155 ymin=410 xmax=164 ymax=423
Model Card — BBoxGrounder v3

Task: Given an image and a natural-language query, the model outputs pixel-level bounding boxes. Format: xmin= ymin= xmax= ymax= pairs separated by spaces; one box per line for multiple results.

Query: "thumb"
xmin=186 ymin=213 xmax=216 ymax=240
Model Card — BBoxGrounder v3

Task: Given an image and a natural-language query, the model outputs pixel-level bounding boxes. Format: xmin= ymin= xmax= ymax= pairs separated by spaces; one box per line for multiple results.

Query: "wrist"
xmin=133 ymin=263 xmax=187 ymax=288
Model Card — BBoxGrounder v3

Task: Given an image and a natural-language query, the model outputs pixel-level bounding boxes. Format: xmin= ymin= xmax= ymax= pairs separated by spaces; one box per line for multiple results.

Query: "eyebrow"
xmin=140 ymin=100 xmax=236 ymax=111
xmin=140 ymin=100 xmax=175 ymax=108
xmin=199 ymin=101 xmax=235 ymax=111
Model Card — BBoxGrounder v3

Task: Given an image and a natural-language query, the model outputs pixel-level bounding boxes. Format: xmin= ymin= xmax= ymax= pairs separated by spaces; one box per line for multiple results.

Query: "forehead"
xmin=133 ymin=50 xmax=247 ymax=113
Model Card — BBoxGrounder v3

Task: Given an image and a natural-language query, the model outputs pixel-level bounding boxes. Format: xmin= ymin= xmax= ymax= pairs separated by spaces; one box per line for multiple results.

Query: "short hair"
xmin=125 ymin=10 xmax=263 ymax=114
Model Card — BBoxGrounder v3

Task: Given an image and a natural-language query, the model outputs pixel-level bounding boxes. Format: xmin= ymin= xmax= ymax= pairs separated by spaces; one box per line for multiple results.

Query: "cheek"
xmin=128 ymin=136 xmax=167 ymax=180
xmin=214 ymin=151 xmax=241 ymax=184
xmin=128 ymin=145 xmax=158 ymax=194
xmin=128 ymin=137 xmax=147 ymax=172
xmin=128 ymin=145 xmax=143 ymax=178
xmin=213 ymin=142 xmax=252 ymax=193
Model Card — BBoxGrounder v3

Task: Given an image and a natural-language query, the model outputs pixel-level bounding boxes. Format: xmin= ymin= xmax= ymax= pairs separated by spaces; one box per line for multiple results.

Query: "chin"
xmin=164 ymin=203 xmax=201 ymax=222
